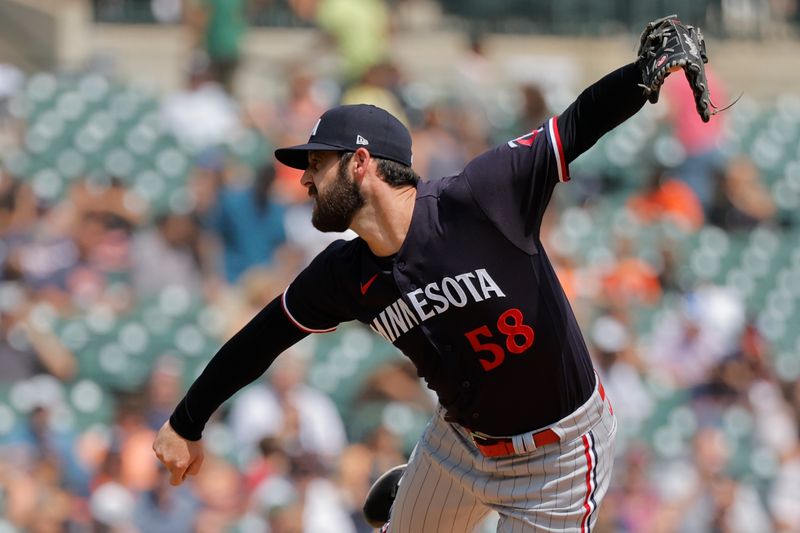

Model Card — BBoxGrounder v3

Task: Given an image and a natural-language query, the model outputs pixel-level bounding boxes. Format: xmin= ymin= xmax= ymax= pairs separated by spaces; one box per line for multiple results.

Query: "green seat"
xmin=156 ymin=147 xmax=190 ymax=182
xmin=68 ymin=379 xmax=114 ymax=429
xmin=55 ymin=148 xmax=88 ymax=180
xmin=25 ymin=72 xmax=59 ymax=108
xmin=77 ymin=74 xmax=111 ymax=106
xmin=30 ymin=167 xmax=65 ymax=203
xmin=55 ymin=90 xmax=88 ymax=123
xmin=103 ymin=147 xmax=136 ymax=181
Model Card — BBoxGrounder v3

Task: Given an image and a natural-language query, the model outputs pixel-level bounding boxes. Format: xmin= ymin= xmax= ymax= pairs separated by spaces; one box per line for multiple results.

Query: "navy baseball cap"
xmin=274 ymin=104 xmax=413 ymax=170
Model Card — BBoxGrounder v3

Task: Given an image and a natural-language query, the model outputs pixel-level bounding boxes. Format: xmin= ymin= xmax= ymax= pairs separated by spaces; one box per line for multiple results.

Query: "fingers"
xmin=159 ymin=456 xmax=200 ymax=486
xmin=155 ymin=452 xmax=189 ymax=486
xmin=185 ymin=454 xmax=204 ymax=478
xmin=169 ymin=463 xmax=188 ymax=486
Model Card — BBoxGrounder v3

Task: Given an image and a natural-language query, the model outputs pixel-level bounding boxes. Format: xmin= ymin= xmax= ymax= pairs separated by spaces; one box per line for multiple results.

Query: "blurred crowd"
xmin=1 ymin=1 xmax=800 ymax=532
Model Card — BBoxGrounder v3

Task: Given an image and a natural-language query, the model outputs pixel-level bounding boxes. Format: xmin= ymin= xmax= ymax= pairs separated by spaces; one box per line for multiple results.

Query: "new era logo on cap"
xmin=274 ymin=104 xmax=413 ymax=170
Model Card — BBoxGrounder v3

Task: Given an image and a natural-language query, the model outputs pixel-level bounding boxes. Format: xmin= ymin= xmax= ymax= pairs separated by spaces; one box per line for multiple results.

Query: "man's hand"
xmin=152 ymin=421 xmax=204 ymax=486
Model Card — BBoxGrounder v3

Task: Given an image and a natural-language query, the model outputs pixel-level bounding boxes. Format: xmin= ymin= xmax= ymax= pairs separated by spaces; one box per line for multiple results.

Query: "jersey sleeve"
xmin=281 ymin=241 xmax=355 ymax=333
xmin=462 ymin=116 xmax=568 ymax=247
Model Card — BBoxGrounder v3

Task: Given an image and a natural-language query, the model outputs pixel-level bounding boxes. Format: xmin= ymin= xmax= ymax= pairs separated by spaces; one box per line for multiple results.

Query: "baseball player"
xmin=153 ymin=16 xmax=716 ymax=532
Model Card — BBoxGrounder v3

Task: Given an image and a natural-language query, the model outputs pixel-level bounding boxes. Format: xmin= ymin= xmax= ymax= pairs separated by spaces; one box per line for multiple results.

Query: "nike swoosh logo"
xmin=360 ymin=273 xmax=379 ymax=296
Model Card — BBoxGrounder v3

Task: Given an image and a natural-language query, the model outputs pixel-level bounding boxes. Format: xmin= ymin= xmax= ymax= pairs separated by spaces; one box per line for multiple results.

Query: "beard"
xmin=310 ymin=155 xmax=365 ymax=232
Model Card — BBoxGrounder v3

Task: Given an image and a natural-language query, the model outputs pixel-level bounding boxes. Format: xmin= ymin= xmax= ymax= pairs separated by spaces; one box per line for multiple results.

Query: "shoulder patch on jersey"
xmin=507 ymin=128 xmax=542 ymax=148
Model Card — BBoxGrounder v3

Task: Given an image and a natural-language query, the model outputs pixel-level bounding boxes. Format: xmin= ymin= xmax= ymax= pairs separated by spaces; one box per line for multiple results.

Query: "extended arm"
xmin=154 ymin=295 xmax=307 ymax=485
xmin=557 ymin=15 xmax=716 ymax=164
xmin=169 ymin=295 xmax=308 ymax=439
xmin=557 ymin=62 xmax=648 ymax=164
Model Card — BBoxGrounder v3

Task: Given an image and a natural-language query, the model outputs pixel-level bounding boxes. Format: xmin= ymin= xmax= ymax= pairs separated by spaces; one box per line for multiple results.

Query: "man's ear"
xmin=352 ymin=147 xmax=372 ymax=182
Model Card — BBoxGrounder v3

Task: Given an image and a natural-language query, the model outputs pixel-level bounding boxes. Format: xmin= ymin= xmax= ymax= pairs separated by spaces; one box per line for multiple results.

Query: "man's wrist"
xmin=168 ymin=398 xmax=203 ymax=441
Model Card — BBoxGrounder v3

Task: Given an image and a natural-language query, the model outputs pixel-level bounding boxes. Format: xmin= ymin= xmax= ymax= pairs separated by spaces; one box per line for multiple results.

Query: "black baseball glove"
xmin=636 ymin=15 xmax=714 ymax=122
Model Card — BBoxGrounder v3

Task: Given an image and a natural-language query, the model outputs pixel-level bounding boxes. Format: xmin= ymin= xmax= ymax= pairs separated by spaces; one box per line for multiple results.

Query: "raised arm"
xmin=557 ymin=15 xmax=716 ymax=164
xmin=557 ymin=63 xmax=648 ymax=164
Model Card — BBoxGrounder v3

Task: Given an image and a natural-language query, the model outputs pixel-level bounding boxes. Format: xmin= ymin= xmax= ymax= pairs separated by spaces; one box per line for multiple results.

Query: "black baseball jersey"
xmin=283 ymin=116 xmax=593 ymax=435
xmin=169 ymin=63 xmax=648 ymax=441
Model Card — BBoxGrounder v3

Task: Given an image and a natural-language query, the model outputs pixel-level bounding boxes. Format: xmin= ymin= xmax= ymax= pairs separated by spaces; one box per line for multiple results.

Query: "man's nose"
xmin=300 ymin=170 xmax=312 ymax=188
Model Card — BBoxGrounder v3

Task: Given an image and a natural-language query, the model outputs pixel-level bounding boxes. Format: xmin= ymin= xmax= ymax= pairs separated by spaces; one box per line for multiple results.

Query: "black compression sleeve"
xmin=169 ymin=296 xmax=308 ymax=440
xmin=557 ymin=62 xmax=648 ymax=164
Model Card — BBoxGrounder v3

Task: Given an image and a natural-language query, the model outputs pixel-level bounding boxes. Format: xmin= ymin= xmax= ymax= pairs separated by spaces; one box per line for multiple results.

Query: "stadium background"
xmin=1 ymin=0 xmax=799 ymax=531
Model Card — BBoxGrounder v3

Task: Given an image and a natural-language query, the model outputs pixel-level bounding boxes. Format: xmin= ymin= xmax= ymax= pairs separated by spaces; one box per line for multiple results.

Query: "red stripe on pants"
xmin=580 ymin=434 xmax=594 ymax=532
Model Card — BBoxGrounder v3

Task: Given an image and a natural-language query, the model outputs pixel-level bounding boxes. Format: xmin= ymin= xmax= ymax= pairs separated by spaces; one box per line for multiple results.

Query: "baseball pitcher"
xmin=154 ymin=15 xmax=719 ymax=532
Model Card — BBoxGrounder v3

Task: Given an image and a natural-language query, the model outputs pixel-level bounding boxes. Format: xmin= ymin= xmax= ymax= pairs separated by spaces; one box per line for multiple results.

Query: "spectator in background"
xmin=16 ymin=177 xmax=142 ymax=310
xmin=315 ymin=0 xmax=391 ymax=83
xmin=340 ymin=61 xmax=408 ymax=126
xmin=228 ymin=350 xmax=348 ymax=467
xmin=453 ymin=27 xmax=505 ymax=113
xmin=497 ymin=83 xmax=551 ymax=144
xmin=0 ymin=175 xmax=38 ymax=268
xmin=454 ymin=28 xmax=495 ymax=88
xmin=66 ymin=210 xmax=131 ymax=308
xmin=655 ymin=240 xmax=684 ymax=293
xmin=131 ymin=211 xmax=209 ymax=298
xmin=291 ymin=453 xmax=357 ymax=533
xmin=249 ymin=451 xmax=357 ymax=533
xmin=265 ymin=69 xmax=333 ymax=203
xmin=355 ymin=359 xmax=434 ymax=413
xmin=1 ymin=454 xmax=74 ymax=531
xmin=771 ymin=437 xmax=800 ymax=531
xmin=338 ymin=425 xmax=405 ymax=532
xmin=111 ymin=401 xmax=162 ymax=493
xmin=628 ymin=165 xmax=705 ymax=231
xmin=0 ymin=284 xmax=77 ymax=383
xmin=214 ymin=266 xmax=295 ymax=341
xmin=145 ymin=355 xmax=186 ymax=432
xmin=2 ymin=402 xmax=90 ymax=498
xmin=243 ymin=436 xmax=291 ymax=495
xmin=658 ymin=426 xmax=771 ymax=532
xmin=589 ymin=314 xmax=654 ymax=433
xmin=661 ymin=65 xmax=729 ymax=211
xmin=600 ymin=236 xmax=662 ymax=306
xmin=89 ymin=446 xmax=137 ymax=531
xmin=133 ymin=469 xmax=199 ymax=533
xmin=207 ymin=163 xmax=289 ymax=284
xmin=191 ymin=454 xmax=247 ymax=532
xmin=245 ymin=438 xmax=303 ymax=529
xmin=709 ymin=155 xmax=777 ymax=231
xmin=410 ymin=105 xmax=469 ymax=180
xmin=769 ymin=383 xmax=800 ymax=532
xmin=160 ymin=52 xmax=240 ymax=151
xmin=600 ymin=444 xmax=665 ymax=533
xmin=184 ymin=0 xmax=247 ymax=94
xmin=648 ymin=285 xmax=745 ymax=388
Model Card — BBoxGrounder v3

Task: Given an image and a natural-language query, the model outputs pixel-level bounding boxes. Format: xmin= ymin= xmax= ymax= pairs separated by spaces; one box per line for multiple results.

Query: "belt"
xmin=468 ymin=378 xmax=609 ymax=458
xmin=470 ymin=428 xmax=560 ymax=458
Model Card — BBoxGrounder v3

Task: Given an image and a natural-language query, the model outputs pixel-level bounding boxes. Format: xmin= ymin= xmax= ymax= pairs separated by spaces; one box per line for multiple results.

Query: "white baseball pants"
xmin=386 ymin=378 xmax=617 ymax=532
